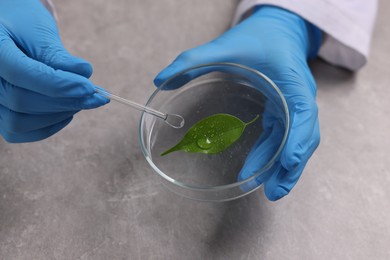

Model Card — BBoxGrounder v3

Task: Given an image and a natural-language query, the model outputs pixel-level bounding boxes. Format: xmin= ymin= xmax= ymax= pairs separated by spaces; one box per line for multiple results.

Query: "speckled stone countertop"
xmin=0 ymin=1 xmax=389 ymax=259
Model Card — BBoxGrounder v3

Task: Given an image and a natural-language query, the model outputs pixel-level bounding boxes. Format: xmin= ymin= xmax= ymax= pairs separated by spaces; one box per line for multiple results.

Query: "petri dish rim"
xmin=139 ymin=62 xmax=290 ymax=192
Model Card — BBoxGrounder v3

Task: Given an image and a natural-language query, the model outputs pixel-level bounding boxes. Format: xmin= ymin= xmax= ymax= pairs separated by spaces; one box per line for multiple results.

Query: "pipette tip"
xmin=165 ymin=114 xmax=185 ymax=129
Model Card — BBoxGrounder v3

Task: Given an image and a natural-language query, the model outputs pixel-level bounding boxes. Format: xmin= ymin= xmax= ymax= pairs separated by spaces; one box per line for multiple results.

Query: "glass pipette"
xmin=95 ymin=88 xmax=185 ymax=129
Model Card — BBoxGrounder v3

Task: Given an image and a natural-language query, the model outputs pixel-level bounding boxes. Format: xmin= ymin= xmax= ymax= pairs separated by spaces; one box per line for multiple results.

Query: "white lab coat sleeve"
xmin=232 ymin=0 xmax=378 ymax=71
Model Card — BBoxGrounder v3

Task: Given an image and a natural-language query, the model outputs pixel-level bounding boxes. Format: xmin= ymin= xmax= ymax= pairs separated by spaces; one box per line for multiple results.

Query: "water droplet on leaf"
xmin=160 ymin=114 xmax=259 ymax=156
xmin=196 ymin=138 xmax=213 ymax=149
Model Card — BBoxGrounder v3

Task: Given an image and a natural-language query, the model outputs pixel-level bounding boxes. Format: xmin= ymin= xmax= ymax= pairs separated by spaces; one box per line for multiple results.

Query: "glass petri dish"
xmin=139 ymin=63 xmax=289 ymax=202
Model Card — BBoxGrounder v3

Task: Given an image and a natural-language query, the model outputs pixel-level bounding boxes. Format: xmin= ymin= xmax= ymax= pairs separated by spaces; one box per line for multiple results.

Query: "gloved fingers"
xmin=154 ymin=42 xmax=225 ymax=88
xmin=264 ymin=118 xmax=320 ymax=201
xmin=237 ymin=117 xmax=285 ymax=190
xmin=237 ymin=123 xmax=284 ymax=181
xmin=0 ymin=1 xmax=92 ymax=78
xmin=281 ymin=94 xmax=319 ymax=171
xmin=39 ymin=45 xmax=93 ymax=78
xmin=0 ymin=117 xmax=73 ymax=143
xmin=0 ymin=37 xmax=96 ymax=98
xmin=0 ymin=104 xmax=77 ymax=133
xmin=79 ymin=92 xmax=110 ymax=110
xmin=0 ymin=79 xmax=109 ymax=114
xmin=236 ymin=127 xmax=279 ymax=192
xmin=263 ymin=166 xmax=289 ymax=201
xmin=237 ymin=97 xmax=289 ymax=181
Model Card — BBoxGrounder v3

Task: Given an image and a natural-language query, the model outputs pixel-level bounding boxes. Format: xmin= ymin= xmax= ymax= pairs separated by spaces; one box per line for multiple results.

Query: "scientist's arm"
xmin=0 ymin=0 xmax=108 ymax=143
xmin=233 ymin=0 xmax=378 ymax=70
xmin=154 ymin=6 xmax=322 ymax=201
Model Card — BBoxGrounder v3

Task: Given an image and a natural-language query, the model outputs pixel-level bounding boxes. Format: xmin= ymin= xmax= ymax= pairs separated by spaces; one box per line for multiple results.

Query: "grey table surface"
xmin=1 ymin=0 xmax=389 ymax=259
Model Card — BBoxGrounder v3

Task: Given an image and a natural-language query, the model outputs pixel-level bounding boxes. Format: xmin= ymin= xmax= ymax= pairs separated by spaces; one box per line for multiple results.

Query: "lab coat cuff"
xmin=233 ymin=0 xmax=377 ymax=71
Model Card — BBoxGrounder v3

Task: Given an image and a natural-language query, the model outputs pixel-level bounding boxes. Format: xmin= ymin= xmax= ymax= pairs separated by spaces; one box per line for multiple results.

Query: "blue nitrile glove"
xmin=154 ymin=6 xmax=322 ymax=201
xmin=0 ymin=0 xmax=109 ymax=143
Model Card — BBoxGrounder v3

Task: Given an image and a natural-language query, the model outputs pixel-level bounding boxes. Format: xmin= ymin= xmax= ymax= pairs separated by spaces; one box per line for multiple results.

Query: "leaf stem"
xmin=245 ymin=114 xmax=259 ymax=126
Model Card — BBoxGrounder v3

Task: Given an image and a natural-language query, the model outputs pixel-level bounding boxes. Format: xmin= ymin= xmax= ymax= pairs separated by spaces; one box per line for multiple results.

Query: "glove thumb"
xmin=154 ymin=43 xmax=223 ymax=87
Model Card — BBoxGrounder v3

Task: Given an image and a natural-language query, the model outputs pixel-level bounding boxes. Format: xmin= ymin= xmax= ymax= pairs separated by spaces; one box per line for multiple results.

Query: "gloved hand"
xmin=0 ymin=0 xmax=108 ymax=143
xmin=154 ymin=6 xmax=322 ymax=201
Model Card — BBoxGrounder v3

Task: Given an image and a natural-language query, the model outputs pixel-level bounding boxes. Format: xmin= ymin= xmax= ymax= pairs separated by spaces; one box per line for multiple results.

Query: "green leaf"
xmin=161 ymin=113 xmax=259 ymax=156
